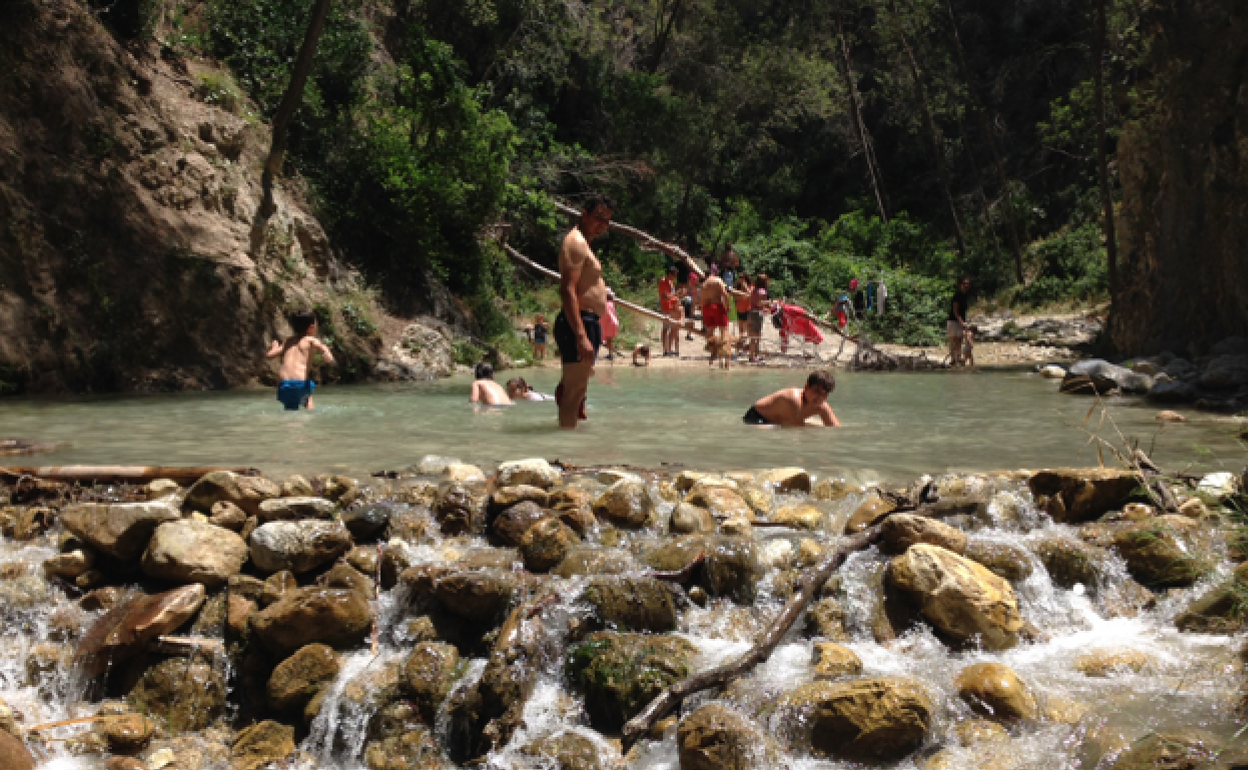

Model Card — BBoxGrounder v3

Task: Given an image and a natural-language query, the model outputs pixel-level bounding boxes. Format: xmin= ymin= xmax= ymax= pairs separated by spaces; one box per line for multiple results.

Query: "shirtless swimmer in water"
xmin=469 ymin=362 xmax=512 ymax=405
xmin=553 ymin=196 xmax=613 ymax=429
xmin=743 ymin=370 xmax=841 ymax=427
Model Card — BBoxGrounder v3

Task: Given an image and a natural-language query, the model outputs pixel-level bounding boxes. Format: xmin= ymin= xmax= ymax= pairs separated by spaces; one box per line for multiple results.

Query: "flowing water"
xmin=0 ymin=368 xmax=1242 ymax=483
xmin=0 ymin=370 xmax=1244 ymax=769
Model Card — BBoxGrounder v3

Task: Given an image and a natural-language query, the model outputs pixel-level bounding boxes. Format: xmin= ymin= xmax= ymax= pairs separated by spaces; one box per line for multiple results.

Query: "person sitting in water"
xmin=506 ymin=377 xmax=554 ymax=401
xmin=266 ymin=310 xmax=335 ymax=410
xmin=632 ymin=344 xmax=651 ymax=367
xmin=470 ymin=362 xmax=512 ymax=405
xmin=743 ymin=370 xmax=841 ymax=427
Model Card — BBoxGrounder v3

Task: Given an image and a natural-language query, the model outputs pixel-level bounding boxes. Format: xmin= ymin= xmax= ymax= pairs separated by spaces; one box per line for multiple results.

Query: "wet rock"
xmin=806 ymin=596 xmax=850 ymax=641
xmin=963 ymin=539 xmax=1033 ymax=582
xmin=778 ymin=676 xmax=933 ymax=763
xmin=490 ymin=484 xmax=549 ymax=512
xmin=251 ymin=587 xmax=372 ymax=655
xmin=442 ymin=463 xmax=486 ymax=483
xmin=1148 ymin=379 xmax=1199 ymax=404
xmin=268 ymin=643 xmax=340 ymax=712
xmin=1063 ymin=359 xmax=1154 ymax=395
xmin=812 ymin=478 xmax=859 ymax=501
xmin=812 ymin=642 xmax=862 ymax=679
xmin=1040 ymin=692 xmax=1089 ymax=724
xmin=954 ymin=661 xmax=1037 ymax=720
xmin=141 ymin=520 xmax=248 ymax=588
xmin=1178 ymin=498 xmax=1210 ymax=518
xmin=77 ymin=585 xmax=206 ymax=675
xmin=106 ymin=757 xmax=150 ymax=770
xmin=677 ymin=703 xmax=783 ymax=770
xmin=0 ymin=730 xmax=34 ymax=770
xmin=846 ymin=493 xmax=896 ymax=533
xmin=339 ymin=502 xmax=393 ymax=539
xmin=400 ymin=643 xmax=461 ymax=721
xmin=769 ymin=504 xmax=823 ymax=531
xmin=208 ymin=501 xmax=247 ymax=531
xmin=249 ymin=520 xmax=352 ymax=574
xmin=687 ymin=487 xmax=753 ymax=520
xmin=1107 ymin=730 xmax=1223 ymax=770
xmin=1113 ymin=521 xmax=1209 ymax=587
xmin=0 ymin=575 xmax=49 ymax=610
xmin=364 ymin=728 xmax=451 ymax=770
xmin=521 ymin=730 xmax=611 ymax=770
xmin=434 ymin=484 xmax=486 ymax=535
xmin=592 ymin=479 xmax=654 ymax=529
xmin=674 ymin=471 xmax=713 ymax=491
xmin=1074 ymin=647 xmax=1153 ymax=676
xmin=738 ymin=484 xmax=775 ymax=516
xmin=261 ymin=571 xmax=298 ymax=606
xmin=281 ymin=475 xmax=317 ymax=497
xmin=1156 ymin=410 xmax=1187 ymax=422
xmin=954 ymin=718 xmax=1010 ymax=745
xmin=256 ymin=496 xmax=335 ymax=522
xmin=553 ymin=547 xmax=636 ymax=577
xmin=496 ymin=458 xmax=560 ymax=488
xmin=1176 ymin=574 xmax=1248 ymax=634
xmin=81 ymin=586 xmax=129 ymax=612
xmin=887 ymin=544 xmax=1023 ymax=650
xmin=1031 ymin=535 xmax=1111 ymax=588
xmin=880 ymin=514 xmax=967 ymax=555
xmin=98 ymin=712 xmax=157 ymax=753
xmin=230 ymin=720 xmax=295 ymax=770
xmin=324 ymin=562 xmax=375 ymax=595
xmin=63 ymin=501 xmax=182 ymax=560
xmin=566 ymin=631 xmax=697 ymax=731
xmin=491 ymin=501 xmax=553 ymax=546
xmin=1027 ymin=468 xmax=1139 ymax=523
xmin=521 ymin=518 xmax=579 ymax=572
xmin=43 ymin=547 xmax=96 ymax=579
xmin=25 ymin=641 xmax=71 ymax=685
xmin=13 ymin=507 xmax=53 ymax=541
xmin=319 ymin=474 xmax=359 ymax=502
xmin=127 ymin=657 xmax=227 ymax=731
xmin=582 ymin=576 xmax=678 ymax=632
xmin=434 ymin=570 xmax=517 ymax=622
xmin=756 ymin=467 xmax=812 ymax=493
xmin=703 ymin=537 xmax=765 ymax=604
xmin=228 ymin=594 xmax=257 ymax=637
xmin=347 ymin=546 xmax=380 ymax=576
xmin=457 ymin=548 xmax=519 ymax=571
xmin=1039 ymin=364 xmax=1067 ymax=379
xmin=719 ymin=516 xmax=753 ymax=536
xmin=185 ymin=471 xmax=281 ymax=517
xmin=671 ymin=503 xmax=716 ymax=534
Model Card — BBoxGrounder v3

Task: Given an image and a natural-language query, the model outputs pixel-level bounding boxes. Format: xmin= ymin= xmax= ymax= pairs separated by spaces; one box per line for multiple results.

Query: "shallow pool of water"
xmin=0 ymin=368 xmax=1240 ymax=482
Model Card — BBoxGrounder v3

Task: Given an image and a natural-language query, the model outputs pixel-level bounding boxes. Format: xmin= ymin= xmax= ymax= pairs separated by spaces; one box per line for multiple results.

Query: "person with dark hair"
xmin=266 ymin=310 xmax=335 ymax=410
xmin=742 ymin=370 xmax=840 ymax=427
xmin=748 ymin=274 xmax=771 ymax=361
xmin=553 ymin=197 xmax=612 ymax=428
xmin=948 ymin=276 xmax=972 ymax=367
xmin=506 ymin=377 xmax=553 ymax=401
xmin=470 ymin=362 xmax=512 ymax=405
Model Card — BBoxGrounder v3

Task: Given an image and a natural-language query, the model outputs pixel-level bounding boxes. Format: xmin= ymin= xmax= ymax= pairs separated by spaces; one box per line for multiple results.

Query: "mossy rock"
xmin=1113 ymin=523 xmax=1211 ymax=588
xmin=565 ymin=631 xmax=697 ymax=731
xmin=399 ymin=643 xmax=463 ymax=721
xmin=364 ymin=727 xmax=452 ymax=770
xmin=581 ymin=576 xmax=677 ymax=633
xmin=127 ymin=656 xmax=227 ymax=732
xmin=1031 ymin=536 xmax=1110 ymax=589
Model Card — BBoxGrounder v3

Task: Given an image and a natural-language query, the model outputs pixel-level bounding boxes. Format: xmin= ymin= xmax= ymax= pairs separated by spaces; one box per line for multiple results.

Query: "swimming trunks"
xmin=703 ymin=303 xmax=728 ymax=329
xmin=277 ymin=379 xmax=315 ymax=410
xmin=743 ymin=405 xmax=772 ymax=425
xmin=554 ymin=310 xmax=602 ymax=365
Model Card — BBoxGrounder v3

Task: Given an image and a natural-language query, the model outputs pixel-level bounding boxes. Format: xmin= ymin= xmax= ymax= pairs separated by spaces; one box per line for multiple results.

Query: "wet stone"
xmin=812 ymin=642 xmax=862 ymax=679
xmin=127 ymin=657 xmax=227 ymax=732
xmin=954 ymin=661 xmax=1037 ymax=721
xmin=491 ymin=501 xmax=552 ymax=546
xmin=677 ymin=703 xmax=784 ymax=770
xmin=520 ymin=518 xmax=579 ymax=572
xmin=566 ymin=631 xmax=697 ymax=731
xmin=581 ymin=576 xmax=678 ymax=633
xmin=250 ymin=587 xmax=372 ymax=655
xmin=778 ymin=676 xmax=933 ymax=763
xmin=268 ymin=643 xmax=340 ymax=712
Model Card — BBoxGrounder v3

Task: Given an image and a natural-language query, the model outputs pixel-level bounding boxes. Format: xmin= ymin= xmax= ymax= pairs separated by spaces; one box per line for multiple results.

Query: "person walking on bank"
xmin=947 ymin=276 xmax=972 ymax=367
xmin=553 ymin=196 xmax=612 ymax=428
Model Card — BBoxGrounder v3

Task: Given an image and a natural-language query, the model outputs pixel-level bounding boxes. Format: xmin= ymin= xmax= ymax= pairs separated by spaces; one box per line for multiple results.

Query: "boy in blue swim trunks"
xmin=266 ymin=311 xmax=335 ymax=410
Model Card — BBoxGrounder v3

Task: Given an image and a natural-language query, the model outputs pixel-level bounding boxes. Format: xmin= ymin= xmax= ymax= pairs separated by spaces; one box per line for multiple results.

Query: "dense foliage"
xmin=169 ymin=0 xmax=1153 ymax=339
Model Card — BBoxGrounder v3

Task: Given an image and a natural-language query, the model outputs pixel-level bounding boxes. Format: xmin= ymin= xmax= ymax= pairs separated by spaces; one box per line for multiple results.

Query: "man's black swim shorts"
xmin=743 ymin=405 xmax=772 ymax=425
xmin=554 ymin=310 xmax=602 ymax=364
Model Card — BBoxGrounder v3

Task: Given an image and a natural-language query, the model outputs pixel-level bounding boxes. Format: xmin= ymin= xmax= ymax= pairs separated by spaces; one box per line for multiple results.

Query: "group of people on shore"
xmin=657 ymin=256 xmax=770 ymax=363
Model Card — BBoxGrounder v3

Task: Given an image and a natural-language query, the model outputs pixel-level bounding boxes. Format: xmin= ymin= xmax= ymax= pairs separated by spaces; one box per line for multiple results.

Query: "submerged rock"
xmin=677 ymin=703 xmax=784 ymax=770
xmin=250 ymin=587 xmax=372 ymax=655
xmin=141 ymin=520 xmax=248 ymax=588
xmin=248 ymin=520 xmax=351 ymax=574
xmin=778 ymin=676 xmax=933 ymax=763
xmin=63 ymin=501 xmax=182 ymax=560
xmin=1027 ymin=469 xmax=1138 ymax=523
xmin=769 ymin=504 xmax=824 ymax=531
xmin=566 ymin=631 xmax=697 ymax=731
xmin=552 ymin=547 xmax=637 ymax=577
xmin=1107 ymin=730 xmax=1226 ymax=770
xmin=755 ymin=467 xmax=811 ymax=493
xmin=593 ymin=479 xmax=654 ymax=529
xmin=185 ymin=471 xmax=281 ymax=517
xmin=887 ymin=544 xmax=1023 ymax=650
xmin=954 ymin=661 xmax=1037 ymax=721
xmin=77 ymin=584 xmax=206 ymax=675
xmin=1030 ymin=535 xmax=1112 ymax=588
xmin=267 ymin=643 xmax=340 ymax=712
xmin=963 ymin=539 xmax=1033 ymax=583
xmin=1175 ymin=574 xmax=1248 ymax=634
xmin=812 ymin=478 xmax=859 ymax=501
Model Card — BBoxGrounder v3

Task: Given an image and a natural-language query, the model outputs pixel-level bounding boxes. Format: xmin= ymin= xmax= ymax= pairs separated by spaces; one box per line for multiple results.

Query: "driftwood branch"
xmin=552 ymin=201 xmax=705 ymax=278
xmin=148 ymin=635 xmax=226 ymax=656
xmin=0 ymin=465 xmax=257 ymax=485
xmin=620 ymin=524 xmax=886 ymax=746
xmin=1133 ymin=448 xmax=1180 ymax=513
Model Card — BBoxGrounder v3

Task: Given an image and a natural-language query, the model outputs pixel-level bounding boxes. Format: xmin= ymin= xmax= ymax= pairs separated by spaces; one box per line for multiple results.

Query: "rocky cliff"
xmin=0 ymin=0 xmax=398 ymax=393
xmin=1112 ymin=0 xmax=1248 ymax=355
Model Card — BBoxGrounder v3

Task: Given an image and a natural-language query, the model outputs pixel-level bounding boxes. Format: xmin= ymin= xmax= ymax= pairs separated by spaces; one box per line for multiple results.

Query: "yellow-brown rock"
xmin=812 ymin=642 xmax=862 ymax=679
xmin=954 ymin=661 xmax=1037 ymax=720
xmin=879 ymin=514 xmax=967 ymax=555
xmin=769 ymin=504 xmax=823 ymax=531
xmin=778 ymin=676 xmax=933 ymax=763
xmin=686 ymin=487 xmax=753 ymax=520
xmin=846 ymin=494 xmax=895 ymax=533
xmin=1074 ymin=648 xmax=1153 ymax=677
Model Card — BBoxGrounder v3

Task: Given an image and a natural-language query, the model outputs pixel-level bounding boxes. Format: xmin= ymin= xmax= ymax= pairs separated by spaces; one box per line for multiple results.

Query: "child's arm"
xmin=469 ymin=382 xmax=481 ymax=403
xmin=266 ymin=340 xmax=284 ymax=359
xmin=309 ymin=337 xmax=336 ymax=365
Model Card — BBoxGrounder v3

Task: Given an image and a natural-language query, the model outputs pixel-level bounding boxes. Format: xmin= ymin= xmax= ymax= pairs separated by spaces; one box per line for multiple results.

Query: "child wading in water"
xmin=267 ymin=311 xmax=335 ymax=410
xmin=532 ymin=313 xmax=548 ymax=361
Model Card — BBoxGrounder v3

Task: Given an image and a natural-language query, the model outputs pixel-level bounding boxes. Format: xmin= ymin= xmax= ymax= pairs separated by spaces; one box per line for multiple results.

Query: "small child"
xmin=532 ymin=313 xmax=547 ymax=361
xmin=632 ymin=344 xmax=651 ymax=367
xmin=267 ymin=311 xmax=335 ymax=410
xmin=962 ymin=325 xmax=977 ymax=368
xmin=506 ymin=377 xmax=555 ymax=401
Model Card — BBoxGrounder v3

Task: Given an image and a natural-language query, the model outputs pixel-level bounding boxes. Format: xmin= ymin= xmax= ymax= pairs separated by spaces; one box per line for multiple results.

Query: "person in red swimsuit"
xmin=700 ymin=270 xmax=731 ymax=364
xmin=658 ymin=266 xmax=681 ymax=356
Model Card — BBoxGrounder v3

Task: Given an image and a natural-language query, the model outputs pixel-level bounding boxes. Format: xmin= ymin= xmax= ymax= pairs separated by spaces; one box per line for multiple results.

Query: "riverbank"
xmin=0 ymin=455 xmax=1245 ymax=770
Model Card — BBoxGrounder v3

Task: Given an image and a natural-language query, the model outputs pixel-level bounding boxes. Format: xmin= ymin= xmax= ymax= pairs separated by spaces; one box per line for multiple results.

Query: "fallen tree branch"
xmin=0 ymin=465 xmax=257 ymax=485
xmin=621 ymin=524 xmax=886 ymax=747
xmin=147 ymin=635 xmax=225 ymax=656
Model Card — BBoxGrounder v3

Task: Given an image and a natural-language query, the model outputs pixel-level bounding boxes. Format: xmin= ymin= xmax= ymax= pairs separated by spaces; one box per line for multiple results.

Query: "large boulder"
xmin=185 ymin=471 xmax=281 ymax=517
xmin=76 ymin=585 xmax=205 ymax=675
xmin=140 ymin=520 xmax=248 ymax=588
xmin=1112 ymin=521 xmax=1209 ymax=588
xmin=520 ymin=518 xmax=579 ymax=572
xmin=62 ymin=502 xmax=182 ymax=560
xmin=954 ymin=661 xmax=1037 ymax=721
xmin=566 ymin=632 xmax=697 ymax=731
xmin=491 ymin=501 xmax=553 ymax=546
xmin=592 ymin=479 xmax=654 ymax=529
xmin=268 ymin=644 xmax=340 ymax=712
xmin=127 ymin=656 xmax=227 ymax=731
xmin=677 ymin=704 xmax=784 ymax=770
xmin=778 ymin=676 xmax=933 ymax=763
xmin=1062 ymin=359 xmax=1154 ymax=395
xmin=582 ymin=577 xmax=678 ymax=632
xmin=879 ymin=514 xmax=967 ymax=555
xmin=887 ymin=544 xmax=1024 ymax=650
xmin=251 ymin=587 xmax=372 ymax=655
xmin=1027 ymin=469 xmax=1139 ymax=523
xmin=496 ymin=459 xmax=560 ymax=489
xmin=400 ymin=643 xmax=461 ymax=721
xmin=231 ymin=720 xmax=295 ymax=770
xmin=755 ymin=467 xmax=811 ymax=493
xmin=433 ymin=570 xmax=517 ymax=623
xmin=249 ymin=521 xmax=352 ymax=574
xmin=256 ymin=497 xmax=335 ymax=522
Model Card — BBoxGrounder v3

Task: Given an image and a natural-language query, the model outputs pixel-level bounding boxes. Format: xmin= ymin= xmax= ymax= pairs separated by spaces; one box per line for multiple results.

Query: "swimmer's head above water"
xmin=474 ymin=362 xmax=494 ymax=381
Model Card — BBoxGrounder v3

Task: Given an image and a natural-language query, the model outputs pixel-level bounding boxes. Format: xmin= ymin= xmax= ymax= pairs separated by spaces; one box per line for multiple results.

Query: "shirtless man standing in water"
xmin=554 ymin=196 xmax=612 ymax=429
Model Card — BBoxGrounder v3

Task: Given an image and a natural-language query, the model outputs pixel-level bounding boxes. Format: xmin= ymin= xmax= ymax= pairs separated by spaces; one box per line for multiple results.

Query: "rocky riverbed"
xmin=0 ymin=457 xmax=1246 ymax=770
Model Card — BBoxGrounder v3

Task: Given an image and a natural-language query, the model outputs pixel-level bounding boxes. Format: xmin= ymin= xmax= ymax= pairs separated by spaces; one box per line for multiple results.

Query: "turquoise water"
xmin=0 ymin=368 xmax=1241 ymax=482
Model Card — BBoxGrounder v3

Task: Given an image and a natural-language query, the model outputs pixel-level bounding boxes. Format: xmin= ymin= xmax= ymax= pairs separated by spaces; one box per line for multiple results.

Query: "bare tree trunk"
xmin=944 ymin=0 xmax=1025 ymax=283
xmin=259 ymin=0 xmax=334 ymax=218
xmin=648 ymin=0 xmax=684 ymax=74
xmin=837 ymin=28 xmax=889 ymax=223
xmin=1093 ymin=0 xmax=1119 ymax=294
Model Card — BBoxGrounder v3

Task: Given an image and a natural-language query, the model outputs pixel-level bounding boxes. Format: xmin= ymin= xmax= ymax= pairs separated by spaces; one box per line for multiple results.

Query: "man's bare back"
xmin=268 ymin=335 xmax=333 ymax=381
xmin=700 ymin=275 xmax=729 ymax=308
xmin=470 ymin=379 xmax=512 ymax=405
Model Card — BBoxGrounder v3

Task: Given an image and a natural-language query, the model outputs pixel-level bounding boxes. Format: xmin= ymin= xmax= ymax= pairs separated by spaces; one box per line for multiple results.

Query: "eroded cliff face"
xmin=1112 ymin=0 xmax=1248 ymax=355
xmin=0 ymin=0 xmax=387 ymax=393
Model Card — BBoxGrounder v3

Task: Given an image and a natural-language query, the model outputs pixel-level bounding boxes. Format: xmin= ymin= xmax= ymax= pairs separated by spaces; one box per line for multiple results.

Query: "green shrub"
xmin=1014 ymin=224 xmax=1107 ymax=307
xmin=195 ymin=73 xmax=244 ymax=114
